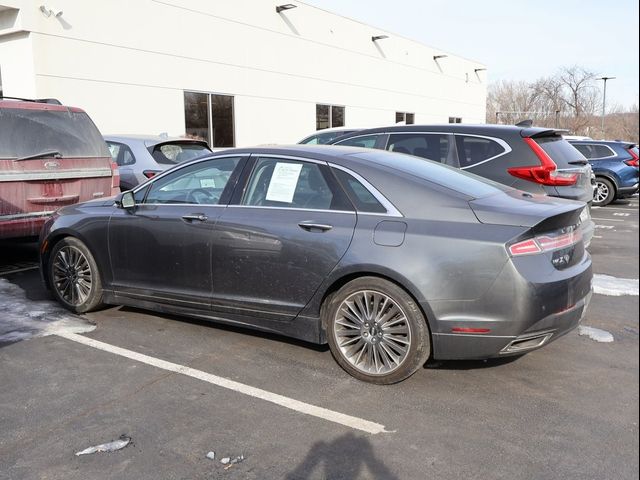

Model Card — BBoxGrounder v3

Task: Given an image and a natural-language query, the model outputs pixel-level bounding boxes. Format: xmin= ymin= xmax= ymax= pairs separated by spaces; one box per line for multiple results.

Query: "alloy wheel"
xmin=594 ymin=181 xmax=610 ymax=204
xmin=52 ymin=246 xmax=93 ymax=306
xmin=333 ymin=290 xmax=412 ymax=375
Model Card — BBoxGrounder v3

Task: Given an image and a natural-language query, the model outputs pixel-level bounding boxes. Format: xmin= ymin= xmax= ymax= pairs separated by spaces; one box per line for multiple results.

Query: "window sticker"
xmin=265 ymin=162 xmax=303 ymax=203
xmin=200 ymin=178 xmax=216 ymax=188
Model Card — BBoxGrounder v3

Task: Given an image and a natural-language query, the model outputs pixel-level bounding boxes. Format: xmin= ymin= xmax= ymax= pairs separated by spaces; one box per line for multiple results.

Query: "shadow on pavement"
xmin=424 ymin=355 xmax=522 ymax=370
xmin=285 ymin=432 xmax=399 ymax=480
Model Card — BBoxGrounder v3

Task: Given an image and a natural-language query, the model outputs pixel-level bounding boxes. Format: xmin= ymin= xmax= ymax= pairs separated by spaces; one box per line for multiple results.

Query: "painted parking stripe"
xmin=591 ymin=218 xmax=625 ymax=222
xmin=0 ymin=265 xmax=39 ymax=276
xmin=56 ymin=332 xmax=391 ymax=435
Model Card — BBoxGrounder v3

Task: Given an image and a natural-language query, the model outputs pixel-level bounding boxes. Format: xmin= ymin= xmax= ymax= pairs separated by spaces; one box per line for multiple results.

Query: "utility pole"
xmin=597 ymin=76 xmax=615 ymax=139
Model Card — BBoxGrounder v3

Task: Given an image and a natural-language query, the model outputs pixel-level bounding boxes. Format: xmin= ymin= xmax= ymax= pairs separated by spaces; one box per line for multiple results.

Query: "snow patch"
xmin=578 ymin=326 xmax=614 ymax=343
xmin=593 ymin=274 xmax=639 ymax=296
xmin=0 ymin=278 xmax=95 ymax=343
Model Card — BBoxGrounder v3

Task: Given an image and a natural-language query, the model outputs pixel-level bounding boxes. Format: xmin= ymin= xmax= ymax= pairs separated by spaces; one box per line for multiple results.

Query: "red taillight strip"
xmin=507 ymin=138 xmax=578 ymax=186
xmin=625 ymin=147 xmax=638 ymax=167
xmin=509 ymin=229 xmax=582 ymax=256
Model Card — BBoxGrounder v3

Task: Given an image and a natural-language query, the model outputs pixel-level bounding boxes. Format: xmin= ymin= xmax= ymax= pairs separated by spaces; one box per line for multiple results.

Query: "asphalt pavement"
xmin=0 ymin=197 xmax=638 ymax=480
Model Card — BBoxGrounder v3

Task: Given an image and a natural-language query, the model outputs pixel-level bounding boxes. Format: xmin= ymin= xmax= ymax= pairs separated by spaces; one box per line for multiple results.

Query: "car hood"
xmin=469 ymin=190 xmax=585 ymax=229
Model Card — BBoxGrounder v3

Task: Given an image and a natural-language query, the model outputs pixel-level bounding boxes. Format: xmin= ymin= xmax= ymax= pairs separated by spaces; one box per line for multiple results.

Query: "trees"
xmin=487 ymin=66 xmax=638 ymax=142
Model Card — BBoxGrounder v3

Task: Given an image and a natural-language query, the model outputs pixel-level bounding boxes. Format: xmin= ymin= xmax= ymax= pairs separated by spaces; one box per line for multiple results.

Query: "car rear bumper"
xmin=617 ymin=183 xmax=639 ymax=197
xmin=429 ymin=250 xmax=593 ymax=360
xmin=432 ymin=291 xmax=591 ymax=359
xmin=0 ymin=212 xmax=51 ymax=240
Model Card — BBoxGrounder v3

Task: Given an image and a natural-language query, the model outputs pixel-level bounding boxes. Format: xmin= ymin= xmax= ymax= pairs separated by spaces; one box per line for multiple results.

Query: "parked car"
xmin=298 ymin=127 xmax=364 ymax=145
xmin=0 ymin=97 xmax=119 ymax=240
xmin=329 ymin=124 xmax=595 ymax=246
xmin=567 ymin=140 xmax=639 ymax=206
xmin=40 ymin=145 xmax=592 ymax=384
xmin=104 ymin=135 xmax=212 ymax=190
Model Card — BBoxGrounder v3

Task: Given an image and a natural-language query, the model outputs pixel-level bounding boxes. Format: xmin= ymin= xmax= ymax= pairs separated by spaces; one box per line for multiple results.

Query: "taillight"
xmin=625 ymin=148 xmax=639 ymax=167
xmin=508 ymin=138 xmax=578 ymax=186
xmin=143 ymin=170 xmax=161 ymax=179
xmin=110 ymin=161 xmax=120 ymax=192
xmin=509 ymin=227 xmax=582 ymax=256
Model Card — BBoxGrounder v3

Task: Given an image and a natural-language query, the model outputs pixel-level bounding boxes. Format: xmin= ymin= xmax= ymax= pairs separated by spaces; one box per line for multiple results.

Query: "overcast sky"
xmin=303 ymin=0 xmax=639 ymax=108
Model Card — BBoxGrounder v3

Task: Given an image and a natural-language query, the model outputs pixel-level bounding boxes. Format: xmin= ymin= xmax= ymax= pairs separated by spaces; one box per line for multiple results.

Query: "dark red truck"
xmin=0 ymin=97 xmax=119 ymax=240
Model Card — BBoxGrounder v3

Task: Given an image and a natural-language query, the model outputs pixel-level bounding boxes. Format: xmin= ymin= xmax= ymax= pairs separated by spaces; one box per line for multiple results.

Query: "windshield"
xmin=535 ymin=137 xmax=587 ymax=167
xmin=0 ymin=107 xmax=110 ymax=159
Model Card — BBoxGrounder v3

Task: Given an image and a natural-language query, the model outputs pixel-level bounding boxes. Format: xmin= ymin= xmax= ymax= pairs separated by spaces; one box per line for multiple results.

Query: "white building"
xmin=0 ymin=0 xmax=487 ymax=147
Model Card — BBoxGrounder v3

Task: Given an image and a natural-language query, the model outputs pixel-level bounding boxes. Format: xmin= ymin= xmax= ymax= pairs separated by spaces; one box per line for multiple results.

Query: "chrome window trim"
xmin=573 ymin=143 xmax=617 ymax=160
xmin=452 ymin=133 xmax=512 ymax=170
xmin=227 ymin=205 xmax=356 ymax=215
xmin=330 ymin=164 xmax=404 ymax=217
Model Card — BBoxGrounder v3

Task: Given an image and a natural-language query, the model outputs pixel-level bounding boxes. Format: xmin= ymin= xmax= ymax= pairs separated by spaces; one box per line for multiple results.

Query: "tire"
xmin=593 ymin=177 xmax=616 ymax=206
xmin=48 ymin=237 xmax=104 ymax=313
xmin=325 ymin=277 xmax=430 ymax=384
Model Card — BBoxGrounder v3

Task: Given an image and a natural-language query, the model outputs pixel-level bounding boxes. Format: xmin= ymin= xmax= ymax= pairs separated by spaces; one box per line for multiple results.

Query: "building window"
xmin=184 ymin=91 xmax=235 ymax=148
xmin=396 ymin=112 xmax=415 ymax=124
xmin=449 ymin=117 xmax=462 ymax=123
xmin=316 ymin=104 xmax=345 ymax=130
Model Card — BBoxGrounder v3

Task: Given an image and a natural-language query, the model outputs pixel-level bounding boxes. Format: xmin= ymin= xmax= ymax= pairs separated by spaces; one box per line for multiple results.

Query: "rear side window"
xmin=107 ymin=142 xmax=136 ymax=166
xmin=333 ymin=134 xmax=379 ymax=149
xmin=332 ymin=168 xmax=387 ymax=213
xmin=455 ymin=135 xmax=506 ymax=168
xmin=0 ymin=108 xmax=110 ymax=159
xmin=572 ymin=143 xmax=615 ymax=159
xmin=150 ymin=142 xmax=210 ymax=165
xmin=387 ymin=134 xmax=451 ymax=162
xmin=300 ymin=131 xmax=354 ymax=145
xmin=535 ymin=137 xmax=586 ymax=167
xmin=242 ymin=158 xmax=352 ymax=211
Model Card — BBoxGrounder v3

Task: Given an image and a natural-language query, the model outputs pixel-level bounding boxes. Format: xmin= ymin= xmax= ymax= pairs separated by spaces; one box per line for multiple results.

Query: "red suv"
xmin=0 ymin=97 xmax=119 ymax=240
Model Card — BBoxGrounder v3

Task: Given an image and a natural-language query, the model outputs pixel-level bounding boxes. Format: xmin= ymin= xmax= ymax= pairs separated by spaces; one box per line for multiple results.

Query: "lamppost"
xmin=597 ymin=76 xmax=615 ymax=138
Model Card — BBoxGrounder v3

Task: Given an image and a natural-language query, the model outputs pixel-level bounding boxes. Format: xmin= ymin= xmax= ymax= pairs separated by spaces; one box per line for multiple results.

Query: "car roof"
xmin=328 ymin=123 xmax=564 ymax=140
xmin=0 ymin=99 xmax=84 ymax=113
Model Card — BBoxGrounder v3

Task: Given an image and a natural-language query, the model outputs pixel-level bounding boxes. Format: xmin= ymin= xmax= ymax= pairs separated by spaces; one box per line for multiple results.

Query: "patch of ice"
xmin=593 ymin=274 xmax=639 ymax=296
xmin=0 ymin=278 xmax=95 ymax=343
xmin=578 ymin=326 xmax=614 ymax=343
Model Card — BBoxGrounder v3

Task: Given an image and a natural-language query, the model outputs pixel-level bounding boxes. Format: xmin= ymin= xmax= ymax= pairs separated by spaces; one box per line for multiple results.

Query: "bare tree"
xmin=557 ymin=66 xmax=600 ymax=135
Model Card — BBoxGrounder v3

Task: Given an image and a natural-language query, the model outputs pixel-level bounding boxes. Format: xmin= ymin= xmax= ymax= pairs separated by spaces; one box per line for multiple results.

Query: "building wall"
xmin=1 ymin=0 xmax=487 ymax=145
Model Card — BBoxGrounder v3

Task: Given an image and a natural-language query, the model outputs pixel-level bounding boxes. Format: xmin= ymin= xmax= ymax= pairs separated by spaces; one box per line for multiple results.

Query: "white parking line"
xmin=0 ymin=266 xmax=39 ymax=276
xmin=56 ymin=332 xmax=391 ymax=435
xmin=591 ymin=218 xmax=625 ymax=222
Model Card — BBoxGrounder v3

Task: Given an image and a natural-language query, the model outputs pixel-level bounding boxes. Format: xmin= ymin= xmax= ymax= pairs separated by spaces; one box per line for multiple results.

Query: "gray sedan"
xmin=104 ymin=135 xmax=212 ymax=190
xmin=39 ymin=145 xmax=592 ymax=384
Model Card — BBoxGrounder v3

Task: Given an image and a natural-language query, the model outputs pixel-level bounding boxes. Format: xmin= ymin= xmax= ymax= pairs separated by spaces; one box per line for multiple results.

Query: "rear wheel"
xmin=325 ymin=277 xmax=430 ymax=384
xmin=593 ymin=177 xmax=615 ymax=206
xmin=48 ymin=237 xmax=104 ymax=313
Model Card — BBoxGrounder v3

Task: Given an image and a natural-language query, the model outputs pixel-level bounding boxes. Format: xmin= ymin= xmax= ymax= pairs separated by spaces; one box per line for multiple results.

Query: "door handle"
xmin=298 ymin=222 xmax=333 ymax=232
xmin=182 ymin=214 xmax=208 ymax=222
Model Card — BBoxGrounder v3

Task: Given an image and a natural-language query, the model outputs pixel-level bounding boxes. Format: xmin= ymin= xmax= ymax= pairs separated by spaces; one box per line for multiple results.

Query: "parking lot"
xmin=0 ymin=197 xmax=638 ymax=480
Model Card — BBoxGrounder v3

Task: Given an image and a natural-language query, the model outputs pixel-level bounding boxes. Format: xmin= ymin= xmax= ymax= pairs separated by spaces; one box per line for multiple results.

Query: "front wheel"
xmin=325 ymin=277 xmax=430 ymax=384
xmin=593 ymin=177 xmax=616 ymax=206
xmin=48 ymin=237 xmax=104 ymax=313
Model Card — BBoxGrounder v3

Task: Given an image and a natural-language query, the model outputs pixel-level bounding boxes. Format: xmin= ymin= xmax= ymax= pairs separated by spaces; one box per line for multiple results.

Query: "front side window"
xmin=242 ymin=158 xmax=352 ymax=211
xmin=184 ymin=91 xmax=234 ymax=148
xmin=334 ymin=134 xmax=379 ymax=149
xmin=387 ymin=134 xmax=451 ymax=162
xmin=316 ymin=104 xmax=345 ymax=130
xmin=455 ymin=135 xmax=506 ymax=168
xmin=144 ymin=156 xmax=241 ymax=205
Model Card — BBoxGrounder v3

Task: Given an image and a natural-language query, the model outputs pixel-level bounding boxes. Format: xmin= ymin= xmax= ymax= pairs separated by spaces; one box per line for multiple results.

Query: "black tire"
xmin=48 ymin=237 xmax=104 ymax=313
xmin=593 ymin=177 xmax=616 ymax=207
xmin=325 ymin=277 xmax=430 ymax=384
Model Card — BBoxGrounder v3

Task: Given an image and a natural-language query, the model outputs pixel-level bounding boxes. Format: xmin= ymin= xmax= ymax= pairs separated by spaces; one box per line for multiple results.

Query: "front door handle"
xmin=298 ymin=222 xmax=333 ymax=232
xmin=182 ymin=214 xmax=208 ymax=222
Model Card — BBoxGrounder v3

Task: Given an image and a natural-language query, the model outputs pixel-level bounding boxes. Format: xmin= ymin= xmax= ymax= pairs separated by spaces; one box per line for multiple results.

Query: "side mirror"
xmin=116 ymin=191 xmax=136 ymax=210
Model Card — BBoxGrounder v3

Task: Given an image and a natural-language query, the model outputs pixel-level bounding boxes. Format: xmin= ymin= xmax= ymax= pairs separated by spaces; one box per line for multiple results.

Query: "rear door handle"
xmin=182 ymin=214 xmax=208 ymax=222
xmin=298 ymin=222 xmax=333 ymax=232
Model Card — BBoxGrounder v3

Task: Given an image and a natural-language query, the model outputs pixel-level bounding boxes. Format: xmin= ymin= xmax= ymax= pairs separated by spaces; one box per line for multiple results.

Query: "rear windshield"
xmin=150 ymin=142 xmax=211 ymax=165
xmin=535 ymin=137 xmax=586 ymax=167
xmin=630 ymin=146 xmax=639 ymax=157
xmin=0 ymin=107 xmax=110 ymax=159
xmin=351 ymin=150 xmax=510 ymax=199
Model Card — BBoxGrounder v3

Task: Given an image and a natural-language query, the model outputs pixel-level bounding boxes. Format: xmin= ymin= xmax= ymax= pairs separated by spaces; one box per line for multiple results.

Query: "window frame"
xmin=572 ymin=143 xmax=617 ymax=160
xmin=453 ymin=133 xmax=512 ymax=169
xmin=184 ymin=90 xmax=235 ymax=148
xmin=316 ymin=104 xmax=346 ymax=130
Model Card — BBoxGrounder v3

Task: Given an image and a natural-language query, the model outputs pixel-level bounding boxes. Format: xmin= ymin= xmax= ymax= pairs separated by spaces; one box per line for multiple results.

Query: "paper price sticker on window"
xmin=265 ymin=162 xmax=303 ymax=203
